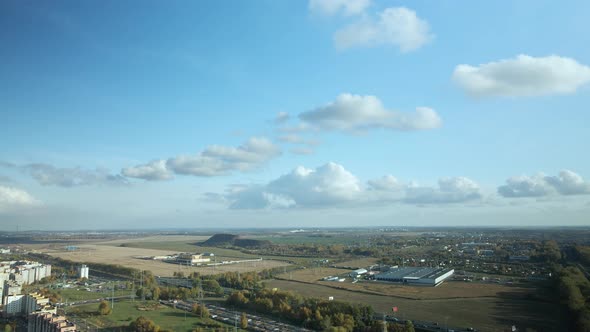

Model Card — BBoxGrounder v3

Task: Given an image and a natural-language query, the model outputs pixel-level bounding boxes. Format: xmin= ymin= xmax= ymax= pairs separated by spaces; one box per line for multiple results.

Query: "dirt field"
xmin=42 ymin=244 xmax=290 ymax=277
xmin=266 ymin=279 xmax=565 ymax=332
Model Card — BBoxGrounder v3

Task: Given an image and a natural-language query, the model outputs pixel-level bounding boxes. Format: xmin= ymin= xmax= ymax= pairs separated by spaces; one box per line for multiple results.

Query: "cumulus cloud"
xmin=167 ymin=137 xmax=280 ymax=177
xmin=546 ymin=170 xmax=590 ymax=195
xmin=122 ymin=160 xmax=173 ymax=181
xmin=227 ymin=162 xmax=361 ymax=209
xmin=22 ymin=163 xmax=128 ymax=187
xmin=368 ymin=175 xmax=401 ymax=191
xmin=299 ymin=93 xmax=441 ymax=132
xmin=309 ymin=0 xmax=370 ymax=16
xmin=228 ymin=186 xmax=296 ymax=210
xmin=498 ymin=170 xmax=590 ymax=198
xmin=452 ymin=55 xmax=590 ymax=97
xmin=334 ymin=7 xmax=433 ymax=52
xmin=222 ymin=162 xmax=487 ymax=209
xmin=404 ymin=177 xmax=482 ymax=204
xmin=0 ymin=185 xmax=40 ymax=212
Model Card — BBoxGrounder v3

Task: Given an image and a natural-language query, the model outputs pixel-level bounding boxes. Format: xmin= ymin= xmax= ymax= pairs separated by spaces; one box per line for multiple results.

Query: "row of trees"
xmin=573 ymin=245 xmax=590 ymax=266
xmin=226 ymin=288 xmax=413 ymax=331
xmin=554 ymin=265 xmax=590 ymax=331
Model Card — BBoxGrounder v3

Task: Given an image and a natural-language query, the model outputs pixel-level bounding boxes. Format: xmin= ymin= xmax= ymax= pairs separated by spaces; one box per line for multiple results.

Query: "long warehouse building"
xmin=375 ymin=267 xmax=454 ymax=286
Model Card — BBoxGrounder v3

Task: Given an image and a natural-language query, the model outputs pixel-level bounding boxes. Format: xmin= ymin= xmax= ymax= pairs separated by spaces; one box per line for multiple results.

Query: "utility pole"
xmin=111 ymin=282 xmax=115 ymax=309
xmin=140 ymin=270 xmax=145 ymax=301
xmin=198 ymin=278 xmax=204 ymax=319
xmin=234 ymin=312 xmax=238 ymax=332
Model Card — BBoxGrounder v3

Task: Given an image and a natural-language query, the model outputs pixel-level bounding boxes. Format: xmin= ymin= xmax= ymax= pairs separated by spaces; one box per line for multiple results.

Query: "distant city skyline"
xmin=1 ymin=1 xmax=589 ymax=229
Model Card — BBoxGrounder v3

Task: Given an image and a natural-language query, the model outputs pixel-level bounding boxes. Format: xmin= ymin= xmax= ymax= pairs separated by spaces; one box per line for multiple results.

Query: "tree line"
xmin=226 ymin=288 xmax=414 ymax=332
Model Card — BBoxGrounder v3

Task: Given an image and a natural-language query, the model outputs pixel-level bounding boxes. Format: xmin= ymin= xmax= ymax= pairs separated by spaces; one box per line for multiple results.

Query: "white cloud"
xmin=0 ymin=185 xmax=40 ymax=212
xmin=227 ymin=162 xmax=361 ymax=209
xmin=452 ymin=55 xmax=590 ymax=97
xmin=122 ymin=159 xmax=173 ymax=181
xmin=546 ymin=170 xmax=590 ymax=195
xmin=274 ymin=111 xmax=290 ymax=124
xmin=228 ymin=186 xmax=296 ymax=210
xmin=223 ymin=162 xmax=486 ymax=209
xmin=167 ymin=137 xmax=281 ymax=177
xmin=299 ymin=93 xmax=442 ymax=132
xmin=334 ymin=7 xmax=433 ymax=52
xmin=404 ymin=177 xmax=482 ymax=204
xmin=368 ymin=175 xmax=401 ymax=191
xmin=309 ymin=0 xmax=370 ymax=16
xmin=498 ymin=170 xmax=590 ymax=198
xmin=22 ymin=163 xmax=128 ymax=187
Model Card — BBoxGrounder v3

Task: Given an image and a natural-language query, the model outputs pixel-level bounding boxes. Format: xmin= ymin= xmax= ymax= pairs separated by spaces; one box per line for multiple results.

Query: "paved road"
xmin=168 ymin=300 xmax=313 ymax=332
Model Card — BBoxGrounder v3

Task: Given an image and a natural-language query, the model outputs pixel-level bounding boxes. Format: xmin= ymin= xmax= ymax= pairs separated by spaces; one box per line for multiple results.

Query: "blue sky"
xmin=1 ymin=0 xmax=589 ymax=230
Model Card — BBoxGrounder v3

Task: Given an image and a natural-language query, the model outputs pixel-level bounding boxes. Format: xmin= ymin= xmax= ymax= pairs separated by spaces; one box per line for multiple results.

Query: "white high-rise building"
xmin=78 ymin=265 xmax=89 ymax=279
xmin=4 ymin=294 xmax=24 ymax=315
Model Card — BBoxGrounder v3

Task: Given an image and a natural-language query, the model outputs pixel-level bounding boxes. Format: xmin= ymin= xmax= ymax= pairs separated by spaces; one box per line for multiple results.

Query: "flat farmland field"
xmin=42 ymin=244 xmax=290 ymax=277
xmin=278 ymin=268 xmax=536 ymax=300
xmin=266 ymin=279 xmax=566 ymax=332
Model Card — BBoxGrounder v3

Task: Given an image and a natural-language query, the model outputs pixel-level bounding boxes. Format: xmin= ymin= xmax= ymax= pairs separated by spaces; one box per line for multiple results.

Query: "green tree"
xmin=227 ymin=291 xmax=249 ymax=306
xmin=405 ymin=320 xmax=415 ymax=332
xmin=129 ymin=316 xmax=160 ymax=332
xmin=136 ymin=287 xmax=145 ymax=299
xmin=4 ymin=324 xmax=12 ymax=332
xmin=152 ymin=287 xmax=160 ymax=301
xmin=192 ymin=303 xmax=210 ymax=318
xmin=203 ymin=279 xmax=224 ymax=296
xmin=240 ymin=312 xmax=249 ymax=329
xmin=98 ymin=300 xmax=111 ymax=315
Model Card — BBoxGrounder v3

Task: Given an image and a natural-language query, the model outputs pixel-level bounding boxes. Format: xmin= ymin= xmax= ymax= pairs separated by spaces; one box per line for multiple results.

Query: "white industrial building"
xmin=78 ymin=265 xmax=89 ymax=279
xmin=175 ymin=253 xmax=211 ymax=265
xmin=375 ymin=267 xmax=454 ymax=286
xmin=349 ymin=268 xmax=368 ymax=278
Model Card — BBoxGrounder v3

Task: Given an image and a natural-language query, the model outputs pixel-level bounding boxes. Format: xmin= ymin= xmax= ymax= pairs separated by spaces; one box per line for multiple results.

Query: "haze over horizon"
xmin=1 ymin=1 xmax=589 ymax=230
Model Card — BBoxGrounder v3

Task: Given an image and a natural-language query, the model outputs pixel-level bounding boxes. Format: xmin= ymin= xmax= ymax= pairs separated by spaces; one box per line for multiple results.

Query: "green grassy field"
xmin=67 ymin=300 xmax=231 ymax=331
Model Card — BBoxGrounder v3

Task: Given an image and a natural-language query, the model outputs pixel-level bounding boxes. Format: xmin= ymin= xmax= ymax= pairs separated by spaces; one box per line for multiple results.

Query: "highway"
xmin=168 ymin=300 xmax=313 ymax=332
